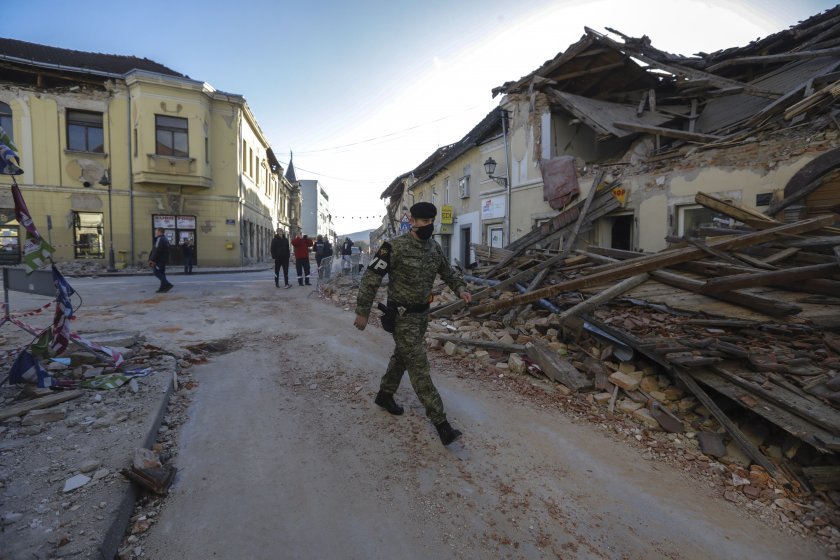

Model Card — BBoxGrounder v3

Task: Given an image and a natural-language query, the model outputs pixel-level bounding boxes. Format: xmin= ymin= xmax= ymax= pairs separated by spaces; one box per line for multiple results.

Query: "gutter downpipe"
xmin=127 ymin=81 xmax=135 ymax=266
xmin=502 ymin=108 xmax=511 ymax=246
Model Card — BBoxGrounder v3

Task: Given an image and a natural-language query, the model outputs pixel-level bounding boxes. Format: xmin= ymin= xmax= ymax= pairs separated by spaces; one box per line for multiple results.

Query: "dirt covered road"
xmin=72 ymin=272 xmax=823 ymax=560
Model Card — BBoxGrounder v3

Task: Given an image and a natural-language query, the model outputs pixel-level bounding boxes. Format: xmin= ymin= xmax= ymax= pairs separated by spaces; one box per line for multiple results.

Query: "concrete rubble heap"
xmin=319 ymin=203 xmax=840 ymax=552
xmin=0 ymin=333 xmax=191 ymax=560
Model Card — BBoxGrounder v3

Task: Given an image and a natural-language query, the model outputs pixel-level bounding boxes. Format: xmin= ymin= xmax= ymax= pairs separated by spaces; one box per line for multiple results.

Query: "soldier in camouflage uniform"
xmin=354 ymin=202 xmax=472 ymax=445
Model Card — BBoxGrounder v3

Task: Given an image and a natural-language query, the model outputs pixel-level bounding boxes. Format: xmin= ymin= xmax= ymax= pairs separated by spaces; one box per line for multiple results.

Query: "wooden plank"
xmin=695 ymin=191 xmax=779 ymax=228
xmin=700 ymin=262 xmax=839 ymax=293
xmin=711 ymin=366 xmax=840 ymax=436
xmin=558 ymin=273 xmax=649 ymax=324
xmin=613 ymin=121 xmax=722 ymax=142
xmin=0 ymin=390 xmax=84 ymax=422
xmin=470 ymin=216 xmax=834 ymax=316
xmin=559 ymin=172 xmax=604 ymax=259
xmin=583 ymin=315 xmax=781 ymax=477
xmin=803 ymin=466 xmax=840 ymax=491
xmin=429 ymin=334 xmax=526 ymax=354
xmin=525 ymin=340 xmax=591 ymax=391
xmin=761 ymin=247 xmax=800 ymax=264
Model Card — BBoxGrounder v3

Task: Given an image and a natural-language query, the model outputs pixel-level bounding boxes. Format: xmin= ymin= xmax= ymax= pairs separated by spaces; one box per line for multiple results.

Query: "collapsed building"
xmin=372 ymin=7 xmax=840 ymax=502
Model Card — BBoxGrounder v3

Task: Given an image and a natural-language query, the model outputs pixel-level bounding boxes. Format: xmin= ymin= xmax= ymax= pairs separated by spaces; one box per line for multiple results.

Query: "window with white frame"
xmin=488 ymin=226 xmax=504 ymax=248
xmin=155 ymin=115 xmax=188 ymax=157
xmin=67 ymin=110 xmax=104 ymax=153
xmin=0 ymin=102 xmax=12 ymax=141
xmin=444 ymin=177 xmax=450 ymax=204
xmin=73 ymin=212 xmax=104 ymax=259
xmin=676 ymin=204 xmax=724 ymax=237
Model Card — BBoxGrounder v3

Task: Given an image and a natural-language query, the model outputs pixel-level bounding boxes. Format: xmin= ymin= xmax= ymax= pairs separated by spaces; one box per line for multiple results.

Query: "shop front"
xmin=152 ymin=214 xmax=196 ymax=266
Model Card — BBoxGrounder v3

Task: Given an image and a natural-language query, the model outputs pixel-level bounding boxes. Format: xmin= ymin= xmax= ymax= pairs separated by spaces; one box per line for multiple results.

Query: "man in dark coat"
xmin=341 ymin=237 xmax=354 ymax=273
xmin=181 ymin=239 xmax=194 ymax=275
xmin=270 ymin=229 xmax=291 ymax=288
xmin=149 ymin=227 xmax=173 ymax=293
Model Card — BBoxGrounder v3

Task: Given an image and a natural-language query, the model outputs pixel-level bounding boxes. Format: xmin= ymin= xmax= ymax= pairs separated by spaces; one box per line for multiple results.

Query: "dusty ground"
xmin=0 ymin=270 xmax=835 ymax=559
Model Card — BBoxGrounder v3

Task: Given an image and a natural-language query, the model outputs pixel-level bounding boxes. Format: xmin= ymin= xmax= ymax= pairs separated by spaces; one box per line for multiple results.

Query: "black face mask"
xmin=414 ymin=223 xmax=434 ymax=240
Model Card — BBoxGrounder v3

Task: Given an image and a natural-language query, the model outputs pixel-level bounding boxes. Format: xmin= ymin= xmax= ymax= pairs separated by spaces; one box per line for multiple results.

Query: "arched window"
xmin=0 ymin=101 xmax=12 ymax=141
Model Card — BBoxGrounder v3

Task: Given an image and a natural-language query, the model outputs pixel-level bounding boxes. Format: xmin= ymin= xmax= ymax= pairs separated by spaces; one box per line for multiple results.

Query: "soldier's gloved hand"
xmin=354 ymin=314 xmax=368 ymax=331
xmin=459 ymin=291 xmax=473 ymax=304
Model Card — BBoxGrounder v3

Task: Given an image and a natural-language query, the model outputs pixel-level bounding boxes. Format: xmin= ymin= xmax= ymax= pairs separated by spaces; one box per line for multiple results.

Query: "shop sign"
xmin=441 ymin=205 xmax=453 ymax=224
xmin=399 ymin=212 xmax=411 ymax=233
xmin=177 ymin=215 xmax=196 ymax=229
xmin=438 ymin=223 xmax=453 ymax=234
xmin=481 ymin=196 xmax=506 ymax=220
xmin=226 ymin=219 xmax=236 ymax=225
xmin=153 ymin=215 xmax=176 ymax=228
xmin=612 ymin=187 xmax=627 ymax=205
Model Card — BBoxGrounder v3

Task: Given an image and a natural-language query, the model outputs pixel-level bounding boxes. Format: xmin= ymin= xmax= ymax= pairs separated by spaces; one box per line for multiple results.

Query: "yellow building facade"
xmin=0 ymin=39 xmax=299 ymax=269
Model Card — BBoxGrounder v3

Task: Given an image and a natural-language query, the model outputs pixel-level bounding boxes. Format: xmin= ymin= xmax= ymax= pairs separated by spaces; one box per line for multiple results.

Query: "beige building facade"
xmin=0 ymin=39 xmax=299 ymax=269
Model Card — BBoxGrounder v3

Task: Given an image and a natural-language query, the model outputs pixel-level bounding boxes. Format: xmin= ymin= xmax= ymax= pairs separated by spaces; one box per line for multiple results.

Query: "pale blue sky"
xmin=6 ymin=0 xmax=835 ymax=234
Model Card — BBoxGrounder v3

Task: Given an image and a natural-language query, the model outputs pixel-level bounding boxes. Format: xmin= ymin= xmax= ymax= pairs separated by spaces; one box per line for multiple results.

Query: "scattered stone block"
xmin=608 ymin=371 xmax=640 ymax=391
xmin=443 ymin=342 xmax=458 ymax=356
xmin=63 ymin=474 xmax=91 ymax=493
xmin=639 ymin=376 xmax=660 ymax=393
xmin=508 ymin=354 xmax=526 ymax=375
xmin=473 ymin=350 xmax=491 ymax=364
xmin=77 ymin=459 xmax=101 ymax=474
xmin=696 ymin=431 xmax=726 ymax=457
xmin=618 ymin=362 xmax=636 ymax=374
xmin=663 ymin=387 xmax=684 ymax=401
xmin=648 ymin=390 xmax=668 ymax=402
xmin=618 ymin=400 xmax=643 ymax=414
xmin=21 ymin=408 xmax=66 ymax=425
xmin=633 ymin=408 xmax=661 ymax=429
xmin=593 ymin=392 xmax=612 ymax=404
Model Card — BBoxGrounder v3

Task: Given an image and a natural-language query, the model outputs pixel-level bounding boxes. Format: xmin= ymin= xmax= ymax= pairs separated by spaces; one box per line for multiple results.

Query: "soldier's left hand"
xmin=459 ymin=291 xmax=472 ymax=304
xmin=354 ymin=314 xmax=368 ymax=331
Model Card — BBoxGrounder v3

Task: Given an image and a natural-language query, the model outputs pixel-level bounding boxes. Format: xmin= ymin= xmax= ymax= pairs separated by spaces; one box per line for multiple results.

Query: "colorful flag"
xmin=0 ymin=126 xmax=22 ymax=175
xmin=29 ymin=329 xmax=53 ymax=361
xmin=52 ymin=265 xmax=76 ymax=318
xmin=12 ymin=182 xmax=53 ymax=273
xmin=8 ymin=350 xmax=53 ymax=388
xmin=0 ymin=126 xmax=17 ymax=152
xmin=50 ymin=306 xmax=70 ymax=355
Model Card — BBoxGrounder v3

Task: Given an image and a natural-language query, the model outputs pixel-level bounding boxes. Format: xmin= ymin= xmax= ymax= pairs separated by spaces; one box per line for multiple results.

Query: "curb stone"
xmin=99 ymin=355 xmax=176 ymax=560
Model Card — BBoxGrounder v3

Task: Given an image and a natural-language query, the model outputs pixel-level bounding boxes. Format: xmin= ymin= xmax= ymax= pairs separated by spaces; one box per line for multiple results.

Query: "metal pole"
xmin=107 ymin=184 xmax=116 ymax=271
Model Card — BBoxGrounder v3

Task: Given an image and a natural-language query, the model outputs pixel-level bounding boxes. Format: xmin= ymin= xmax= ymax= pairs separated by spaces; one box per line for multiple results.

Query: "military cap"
xmin=410 ymin=202 xmax=437 ymax=219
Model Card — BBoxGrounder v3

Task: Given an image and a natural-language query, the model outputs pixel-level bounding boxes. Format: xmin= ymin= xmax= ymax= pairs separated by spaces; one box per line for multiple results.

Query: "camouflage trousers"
xmin=380 ymin=313 xmax=446 ymax=425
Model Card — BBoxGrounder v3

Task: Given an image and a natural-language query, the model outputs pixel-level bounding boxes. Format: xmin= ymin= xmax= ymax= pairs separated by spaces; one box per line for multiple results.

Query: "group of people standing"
xmin=271 ymin=230 xmax=346 ymax=287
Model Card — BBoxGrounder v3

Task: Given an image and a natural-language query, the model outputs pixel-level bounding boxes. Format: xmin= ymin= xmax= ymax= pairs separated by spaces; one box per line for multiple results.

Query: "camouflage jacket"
xmin=355 ymin=233 xmax=466 ymax=318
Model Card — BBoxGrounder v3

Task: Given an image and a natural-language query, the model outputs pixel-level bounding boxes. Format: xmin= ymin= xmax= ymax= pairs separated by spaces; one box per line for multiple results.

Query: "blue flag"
xmin=52 ymin=265 xmax=75 ymax=318
xmin=8 ymin=350 xmax=53 ymax=388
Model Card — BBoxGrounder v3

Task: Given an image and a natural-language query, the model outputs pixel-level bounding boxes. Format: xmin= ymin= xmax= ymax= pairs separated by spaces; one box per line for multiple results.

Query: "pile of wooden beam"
xmin=431 ymin=191 xmax=840 ymax=486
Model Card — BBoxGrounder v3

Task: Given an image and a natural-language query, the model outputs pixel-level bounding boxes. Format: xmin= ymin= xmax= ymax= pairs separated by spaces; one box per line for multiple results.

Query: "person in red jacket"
xmin=291 ymin=233 xmax=314 ymax=286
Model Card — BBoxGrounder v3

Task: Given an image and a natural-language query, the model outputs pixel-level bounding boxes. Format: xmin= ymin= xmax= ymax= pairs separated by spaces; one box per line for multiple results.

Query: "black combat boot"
xmin=435 ymin=421 xmax=462 ymax=446
xmin=274 ymin=275 xmax=279 ymax=288
xmin=374 ymin=391 xmax=404 ymax=415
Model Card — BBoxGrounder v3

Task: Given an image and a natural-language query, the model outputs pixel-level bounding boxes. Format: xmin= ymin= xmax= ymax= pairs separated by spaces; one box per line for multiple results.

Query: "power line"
xmin=292 ymin=102 xmax=490 ymax=155
xmin=279 ymin=161 xmax=391 ymax=185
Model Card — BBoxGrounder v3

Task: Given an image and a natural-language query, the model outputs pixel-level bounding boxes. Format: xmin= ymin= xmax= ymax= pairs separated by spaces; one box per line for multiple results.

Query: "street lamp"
xmin=99 ymin=170 xmax=116 ymax=272
xmin=483 ymin=157 xmax=508 ymax=186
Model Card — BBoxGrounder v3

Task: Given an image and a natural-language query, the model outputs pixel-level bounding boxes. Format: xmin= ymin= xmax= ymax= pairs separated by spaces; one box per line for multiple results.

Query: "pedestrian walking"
xmin=314 ymin=235 xmax=331 ymax=279
xmin=353 ymin=202 xmax=472 ymax=446
xmin=270 ymin=229 xmax=291 ymax=288
xmin=323 ymin=237 xmax=333 ymax=279
xmin=341 ymin=237 xmax=354 ymax=273
xmin=181 ymin=239 xmax=194 ymax=275
xmin=149 ymin=227 xmax=173 ymax=293
xmin=291 ymin=233 xmax=313 ymax=286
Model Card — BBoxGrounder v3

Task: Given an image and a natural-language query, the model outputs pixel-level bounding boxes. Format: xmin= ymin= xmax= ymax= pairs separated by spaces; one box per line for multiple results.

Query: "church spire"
xmin=284 ymin=150 xmax=297 ymax=183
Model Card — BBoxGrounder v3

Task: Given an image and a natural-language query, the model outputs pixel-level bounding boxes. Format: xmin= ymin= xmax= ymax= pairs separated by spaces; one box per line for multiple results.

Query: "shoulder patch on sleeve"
xmin=367 ymin=242 xmax=392 ymax=276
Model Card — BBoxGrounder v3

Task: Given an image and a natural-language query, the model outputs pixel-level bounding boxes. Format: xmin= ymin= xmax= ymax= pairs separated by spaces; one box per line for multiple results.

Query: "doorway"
xmin=461 ymin=225 xmax=471 ymax=267
xmin=610 ymin=215 xmax=633 ymax=250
